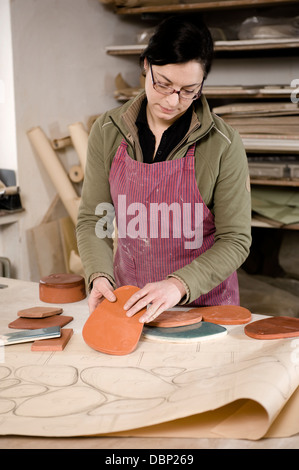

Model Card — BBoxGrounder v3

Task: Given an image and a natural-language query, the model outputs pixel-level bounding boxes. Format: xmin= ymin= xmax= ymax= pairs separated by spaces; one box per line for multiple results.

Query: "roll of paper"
xmin=27 ymin=126 xmax=80 ymax=225
xmin=68 ymin=122 xmax=89 ymax=173
xmin=69 ymin=165 xmax=84 ymax=183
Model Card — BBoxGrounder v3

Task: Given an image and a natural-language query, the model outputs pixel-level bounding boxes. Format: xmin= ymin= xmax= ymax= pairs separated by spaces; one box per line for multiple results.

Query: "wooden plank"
xmin=251 ymin=178 xmax=299 ymax=187
xmin=106 ymin=39 xmax=299 ymax=55
xmin=29 ymin=220 xmax=67 ymax=278
xmin=115 ymin=0 xmax=299 ymax=15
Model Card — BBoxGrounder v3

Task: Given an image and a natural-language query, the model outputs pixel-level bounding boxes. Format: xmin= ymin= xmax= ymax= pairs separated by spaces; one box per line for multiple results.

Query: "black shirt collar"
xmin=136 ymin=98 xmax=193 ymax=164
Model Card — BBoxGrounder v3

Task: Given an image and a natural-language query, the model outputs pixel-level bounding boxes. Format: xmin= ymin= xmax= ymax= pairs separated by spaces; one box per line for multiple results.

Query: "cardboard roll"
xmin=69 ymin=165 xmax=84 ymax=183
xmin=39 ymin=273 xmax=86 ymax=303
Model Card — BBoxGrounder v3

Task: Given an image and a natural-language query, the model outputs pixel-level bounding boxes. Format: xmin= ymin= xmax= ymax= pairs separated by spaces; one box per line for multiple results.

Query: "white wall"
xmin=0 ymin=0 xmax=17 ymax=172
xmin=8 ymin=0 xmax=141 ymax=280
xmin=207 ymin=56 xmax=299 ymax=87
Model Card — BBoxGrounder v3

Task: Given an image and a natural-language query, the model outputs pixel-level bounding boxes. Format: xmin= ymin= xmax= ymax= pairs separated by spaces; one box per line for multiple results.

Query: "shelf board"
xmin=215 ymin=38 xmax=299 ymax=51
xmin=251 ymin=216 xmax=299 ymax=230
xmin=0 ymin=210 xmax=24 ymax=226
xmin=106 ymin=44 xmax=144 ymax=55
xmin=242 ymin=138 xmax=299 ymax=154
xmin=115 ymin=0 xmax=299 ymax=15
xmin=106 ymin=38 xmax=299 ymax=56
xmin=250 ymin=178 xmax=299 ymax=187
xmin=114 ymin=84 xmax=296 ymax=101
xmin=204 ymin=86 xmax=295 ymax=99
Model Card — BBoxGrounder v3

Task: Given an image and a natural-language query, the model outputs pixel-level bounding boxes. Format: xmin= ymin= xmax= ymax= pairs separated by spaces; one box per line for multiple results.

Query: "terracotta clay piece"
xmin=199 ymin=305 xmax=252 ymax=325
xmin=244 ymin=316 xmax=299 ymax=340
xmin=8 ymin=315 xmax=73 ymax=330
xmin=83 ymin=285 xmax=146 ymax=355
xmin=39 ymin=273 xmax=86 ymax=304
xmin=147 ymin=309 xmax=202 ymax=328
xmin=31 ymin=328 xmax=73 ymax=351
xmin=17 ymin=306 xmax=63 ymax=318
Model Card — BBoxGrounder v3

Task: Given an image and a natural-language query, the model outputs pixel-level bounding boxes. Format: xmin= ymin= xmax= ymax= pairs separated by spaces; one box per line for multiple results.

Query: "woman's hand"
xmin=88 ymin=276 xmax=116 ymax=314
xmin=124 ymin=278 xmax=187 ymax=323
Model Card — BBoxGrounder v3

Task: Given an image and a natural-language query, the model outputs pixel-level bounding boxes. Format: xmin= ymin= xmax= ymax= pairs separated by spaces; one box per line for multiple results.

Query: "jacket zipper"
xmin=167 ymin=121 xmax=215 ymax=160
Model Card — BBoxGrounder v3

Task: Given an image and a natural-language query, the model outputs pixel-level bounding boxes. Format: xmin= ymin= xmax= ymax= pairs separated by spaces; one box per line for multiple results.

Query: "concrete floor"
xmin=239 ymin=229 xmax=299 ymax=318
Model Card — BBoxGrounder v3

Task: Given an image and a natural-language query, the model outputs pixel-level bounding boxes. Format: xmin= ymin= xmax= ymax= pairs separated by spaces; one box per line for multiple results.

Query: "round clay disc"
xmin=147 ymin=308 xmax=202 ymax=328
xmin=200 ymin=305 xmax=252 ymax=325
xmin=40 ymin=273 xmax=84 ymax=287
xmin=39 ymin=273 xmax=86 ymax=303
xmin=245 ymin=316 xmax=299 ymax=340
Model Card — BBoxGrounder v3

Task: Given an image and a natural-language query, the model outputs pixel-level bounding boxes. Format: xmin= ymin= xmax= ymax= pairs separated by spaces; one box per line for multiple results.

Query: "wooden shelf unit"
xmin=106 ymin=38 xmax=299 ymax=56
xmin=105 ymin=0 xmax=299 ymax=229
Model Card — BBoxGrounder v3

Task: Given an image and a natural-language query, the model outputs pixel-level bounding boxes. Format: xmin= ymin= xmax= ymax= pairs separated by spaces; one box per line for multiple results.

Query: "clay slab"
xmin=200 ymin=305 xmax=252 ymax=325
xmin=83 ymin=285 xmax=146 ymax=355
xmin=31 ymin=328 xmax=73 ymax=351
xmin=245 ymin=316 xmax=299 ymax=339
xmin=147 ymin=308 xmax=202 ymax=328
xmin=9 ymin=315 xmax=73 ymax=330
xmin=17 ymin=306 xmax=63 ymax=318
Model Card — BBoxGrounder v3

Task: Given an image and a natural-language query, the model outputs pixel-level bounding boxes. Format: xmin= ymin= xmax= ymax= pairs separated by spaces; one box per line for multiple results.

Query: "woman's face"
xmin=144 ymin=59 xmax=204 ymax=126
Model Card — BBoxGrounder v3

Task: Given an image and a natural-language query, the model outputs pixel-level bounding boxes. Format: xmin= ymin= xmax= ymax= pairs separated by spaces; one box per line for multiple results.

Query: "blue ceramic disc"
xmin=143 ymin=321 xmax=227 ymax=343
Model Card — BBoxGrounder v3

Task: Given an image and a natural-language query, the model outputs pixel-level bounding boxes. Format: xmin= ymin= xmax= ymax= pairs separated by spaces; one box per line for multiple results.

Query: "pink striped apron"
xmin=109 ymin=139 xmax=239 ymax=306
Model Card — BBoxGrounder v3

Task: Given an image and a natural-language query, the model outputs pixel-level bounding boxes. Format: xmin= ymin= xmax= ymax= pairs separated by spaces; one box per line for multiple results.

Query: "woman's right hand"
xmin=88 ymin=276 xmax=116 ymax=314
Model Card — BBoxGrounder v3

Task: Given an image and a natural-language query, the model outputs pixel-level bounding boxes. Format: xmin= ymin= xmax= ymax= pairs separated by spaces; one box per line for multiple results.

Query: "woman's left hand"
xmin=124 ymin=278 xmax=187 ymax=323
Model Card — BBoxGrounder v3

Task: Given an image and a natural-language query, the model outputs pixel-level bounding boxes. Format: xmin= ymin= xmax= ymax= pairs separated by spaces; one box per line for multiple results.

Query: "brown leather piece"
xmin=83 ymin=285 xmax=146 ymax=355
xmin=147 ymin=309 xmax=202 ymax=328
xmin=8 ymin=315 xmax=73 ymax=330
xmin=31 ymin=328 xmax=73 ymax=351
xmin=199 ymin=305 xmax=252 ymax=325
xmin=17 ymin=306 xmax=63 ymax=318
xmin=245 ymin=316 xmax=299 ymax=339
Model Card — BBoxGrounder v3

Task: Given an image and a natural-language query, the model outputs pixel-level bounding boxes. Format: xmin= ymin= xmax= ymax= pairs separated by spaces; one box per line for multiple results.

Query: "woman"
xmin=76 ymin=15 xmax=251 ymax=323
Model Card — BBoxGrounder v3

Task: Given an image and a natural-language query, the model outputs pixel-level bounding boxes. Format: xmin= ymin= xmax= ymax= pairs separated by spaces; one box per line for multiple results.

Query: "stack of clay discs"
xmin=10 ymin=306 xmax=73 ymax=351
xmin=9 ymin=306 xmax=73 ymax=331
xmin=39 ymin=273 xmax=86 ymax=303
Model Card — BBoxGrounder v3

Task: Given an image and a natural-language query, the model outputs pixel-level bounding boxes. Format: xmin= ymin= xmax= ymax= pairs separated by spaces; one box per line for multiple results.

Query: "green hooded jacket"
xmin=76 ymin=91 xmax=251 ymax=304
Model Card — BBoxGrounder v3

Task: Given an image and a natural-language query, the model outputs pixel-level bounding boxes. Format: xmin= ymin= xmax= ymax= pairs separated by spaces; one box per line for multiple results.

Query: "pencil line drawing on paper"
xmin=0 ymin=334 xmax=298 ymax=438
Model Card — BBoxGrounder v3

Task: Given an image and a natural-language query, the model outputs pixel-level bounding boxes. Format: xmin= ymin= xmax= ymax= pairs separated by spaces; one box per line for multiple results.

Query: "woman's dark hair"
xmin=140 ymin=15 xmax=214 ymax=79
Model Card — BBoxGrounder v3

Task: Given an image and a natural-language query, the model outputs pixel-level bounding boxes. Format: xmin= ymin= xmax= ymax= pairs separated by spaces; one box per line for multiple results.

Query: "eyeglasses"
xmin=149 ymin=63 xmax=204 ymax=101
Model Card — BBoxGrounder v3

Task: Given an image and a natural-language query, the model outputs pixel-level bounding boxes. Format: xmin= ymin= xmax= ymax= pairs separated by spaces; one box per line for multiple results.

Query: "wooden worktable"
xmin=0 ymin=277 xmax=299 ymax=450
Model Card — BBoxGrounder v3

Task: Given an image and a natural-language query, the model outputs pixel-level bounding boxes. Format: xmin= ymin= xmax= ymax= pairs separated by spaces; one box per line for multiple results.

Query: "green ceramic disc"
xmin=143 ymin=321 xmax=227 ymax=343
